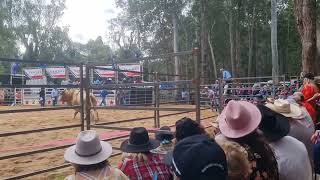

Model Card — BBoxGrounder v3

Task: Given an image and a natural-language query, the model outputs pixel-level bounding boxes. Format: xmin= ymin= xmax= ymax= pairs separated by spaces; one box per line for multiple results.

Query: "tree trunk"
xmin=228 ymin=0 xmax=236 ymax=77
xmin=200 ymin=0 xmax=209 ymax=83
xmin=271 ymin=0 xmax=279 ymax=83
xmin=316 ymin=27 xmax=320 ymax=73
xmin=208 ymin=27 xmax=217 ymax=79
xmin=235 ymin=1 xmax=241 ymax=77
xmin=172 ymin=13 xmax=179 ymax=81
xmin=248 ymin=5 xmax=256 ymax=77
xmin=294 ymin=0 xmax=317 ymax=74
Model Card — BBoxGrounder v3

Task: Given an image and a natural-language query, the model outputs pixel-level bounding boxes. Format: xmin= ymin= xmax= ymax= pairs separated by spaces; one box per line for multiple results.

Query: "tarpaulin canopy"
xmin=45 ymin=67 xmax=65 ymax=79
xmin=24 ymin=68 xmax=44 ymax=79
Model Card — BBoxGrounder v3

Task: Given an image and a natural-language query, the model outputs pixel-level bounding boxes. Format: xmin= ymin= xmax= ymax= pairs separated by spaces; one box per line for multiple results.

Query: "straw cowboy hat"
xmin=121 ymin=127 xmax=160 ymax=153
xmin=64 ymin=130 xmax=112 ymax=165
xmin=265 ymin=99 xmax=302 ymax=118
xmin=218 ymin=100 xmax=262 ymax=138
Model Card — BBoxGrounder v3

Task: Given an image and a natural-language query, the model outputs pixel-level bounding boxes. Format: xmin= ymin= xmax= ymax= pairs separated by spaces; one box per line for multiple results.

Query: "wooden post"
xmin=85 ymin=65 xmax=91 ymax=130
xmin=193 ymin=48 xmax=201 ymax=123
xmin=218 ymin=78 xmax=224 ymax=113
xmin=155 ymin=72 xmax=160 ymax=128
xmin=153 ymin=73 xmax=157 ymax=128
xmin=79 ymin=65 xmax=85 ymax=131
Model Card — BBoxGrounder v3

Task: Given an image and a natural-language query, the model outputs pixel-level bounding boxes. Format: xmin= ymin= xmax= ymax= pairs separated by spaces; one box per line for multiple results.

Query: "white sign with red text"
xmin=119 ymin=64 xmax=141 ymax=77
xmin=69 ymin=66 xmax=86 ymax=78
xmin=24 ymin=68 xmax=44 ymax=79
xmin=95 ymin=66 xmax=115 ymax=78
xmin=46 ymin=67 xmax=65 ymax=79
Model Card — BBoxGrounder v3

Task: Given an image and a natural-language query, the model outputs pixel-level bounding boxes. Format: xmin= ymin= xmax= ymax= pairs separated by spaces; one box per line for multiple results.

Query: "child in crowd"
xmin=119 ymin=127 xmax=170 ymax=180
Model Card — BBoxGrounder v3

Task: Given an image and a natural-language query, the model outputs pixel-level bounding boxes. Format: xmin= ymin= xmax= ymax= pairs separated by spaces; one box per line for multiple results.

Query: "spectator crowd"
xmin=63 ymin=72 xmax=320 ymax=180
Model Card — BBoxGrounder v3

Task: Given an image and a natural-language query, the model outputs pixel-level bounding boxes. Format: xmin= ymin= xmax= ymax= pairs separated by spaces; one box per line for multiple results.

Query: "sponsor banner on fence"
xmin=69 ymin=66 xmax=86 ymax=78
xmin=95 ymin=66 xmax=115 ymax=78
xmin=119 ymin=64 xmax=141 ymax=77
xmin=24 ymin=68 xmax=44 ymax=79
xmin=46 ymin=67 xmax=65 ymax=79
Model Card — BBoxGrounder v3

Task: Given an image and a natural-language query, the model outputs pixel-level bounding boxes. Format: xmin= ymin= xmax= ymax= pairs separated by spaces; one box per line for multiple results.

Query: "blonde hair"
xmin=122 ymin=152 xmax=149 ymax=163
xmin=216 ymin=139 xmax=251 ymax=180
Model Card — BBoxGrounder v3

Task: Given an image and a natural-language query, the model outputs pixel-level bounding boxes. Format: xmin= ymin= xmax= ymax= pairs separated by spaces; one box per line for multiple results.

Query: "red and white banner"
xmin=95 ymin=66 xmax=115 ymax=78
xmin=46 ymin=67 xmax=65 ymax=79
xmin=119 ymin=64 xmax=141 ymax=77
xmin=24 ymin=68 xmax=44 ymax=79
xmin=69 ymin=66 xmax=86 ymax=78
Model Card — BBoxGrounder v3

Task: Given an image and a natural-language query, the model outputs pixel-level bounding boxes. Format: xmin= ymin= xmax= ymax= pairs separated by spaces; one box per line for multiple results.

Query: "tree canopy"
xmin=0 ymin=0 xmax=318 ymax=79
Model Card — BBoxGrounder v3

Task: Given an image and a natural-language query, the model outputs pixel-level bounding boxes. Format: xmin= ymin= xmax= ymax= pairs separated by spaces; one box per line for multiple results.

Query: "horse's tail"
xmin=89 ymin=94 xmax=99 ymax=121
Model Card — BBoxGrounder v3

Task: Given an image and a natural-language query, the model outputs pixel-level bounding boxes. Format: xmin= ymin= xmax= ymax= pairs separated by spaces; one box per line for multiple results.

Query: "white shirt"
xmin=269 ymin=136 xmax=312 ymax=180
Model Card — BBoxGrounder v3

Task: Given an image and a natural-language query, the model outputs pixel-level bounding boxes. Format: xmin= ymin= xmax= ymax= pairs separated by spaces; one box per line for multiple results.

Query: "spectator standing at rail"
xmin=204 ymin=87 xmax=218 ymax=111
xmin=215 ymin=138 xmax=251 ymax=180
xmin=151 ymin=126 xmax=174 ymax=158
xmin=175 ymin=117 xmax=206 ymax=142
xmin=268 ymin=97 xmax=315 ymax=161
xmin=100 ymin=89 xmax=108 ymax=106
xmin=51 ymin=88 xmax=59 ymax=106
xmin=181 ymin=88 xmax=189 ymax=103
xmin=39 ymin=87 xmax=45 ymax=107
xmin=300 ymin=73 xmax=319 ymax=123
xmin=119 ymin=127 xmax=170 ymax=180
xmin=164 ymin=134 xmax=228 ymax=180
xmin=216 ymin=100 xmax=279 ymax=180
xmin=220 ymin=68 xmax=232 ymax=81
xmin=64 ymin=130 xmax=128 ymax=180
xmin=257 ymin=104 xmax=312 ymax=180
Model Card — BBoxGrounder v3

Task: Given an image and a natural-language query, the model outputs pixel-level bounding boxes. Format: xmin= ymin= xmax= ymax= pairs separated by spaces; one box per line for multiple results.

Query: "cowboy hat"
xmin=253 ymin=94 xmax=266 ymax=104
xmin=64 ymin=130 xmax=112 ymax=165
xmin=257 ymin=105 xmax=290 ymax=142
xmin=265 ymin=99 xmax=302 ymax=118
xmin=121 ymin=127 xmax=160 ymax=153
xmin=218 ymin=100 xmax=261 ymax=138
xmin=155 ymin=126 xmax=174 ymax=142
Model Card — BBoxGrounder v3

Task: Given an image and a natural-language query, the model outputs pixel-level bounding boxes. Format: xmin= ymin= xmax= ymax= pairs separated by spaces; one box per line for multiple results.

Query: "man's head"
xmin=175 ymin=117 xmax=206 ymax=142
xmin=220 ymin=68 xmax=224 ymax=72
xmin=170 ymin=135 xmax=227 ymax=180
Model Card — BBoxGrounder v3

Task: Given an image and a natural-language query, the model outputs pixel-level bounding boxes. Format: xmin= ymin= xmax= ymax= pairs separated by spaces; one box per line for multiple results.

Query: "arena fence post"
xmin=155 ymin=72 xmax=160 ymax=128
xmin=85 ymin=64 xmax=91 ymax=130
xmin=193 ymin=47 xmax=201 ymax=123
xmin=153 ymin=72 xmax=157 ymax=128
xmin=79 ymin=64 xmax=85 ymax=131
xmin=218 ymin=78 xmax=224 ymax=113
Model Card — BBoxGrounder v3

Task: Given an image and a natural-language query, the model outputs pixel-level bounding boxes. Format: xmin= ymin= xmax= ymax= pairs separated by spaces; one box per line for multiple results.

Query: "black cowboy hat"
xmin=155 ymin=126 xmax=174 ymax=142
xmin=257 ymin=104 xmax=290 ymax=142
xmin=304 ymin=72 xmax=315 ymax=80
xmin=254 ymin=94 xmax=266 ymax=103
xmin=121 ymin=127 xmax=160 ymax=153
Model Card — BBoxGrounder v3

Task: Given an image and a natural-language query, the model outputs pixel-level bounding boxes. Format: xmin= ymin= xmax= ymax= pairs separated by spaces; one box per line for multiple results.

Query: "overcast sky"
xmin=61 ymin=0 xmax=121 ymax=44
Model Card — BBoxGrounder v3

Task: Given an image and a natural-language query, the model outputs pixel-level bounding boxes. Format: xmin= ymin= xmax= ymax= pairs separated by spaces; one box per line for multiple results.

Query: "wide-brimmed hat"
xmin=64 ymin=130 xmax=112 ymax=165
xmin=218 ymin=100 xmax=261 ymax=139
xmin=254 ymin=94 xmax=266 ymax=103
xmin=257 ymin=105 xmax=290 ymax=142
xmin=155 ymin=126 xmax=174 ymax=142
xmin=265 ymin=99 xmax=302 ymax=118
xmin=121 ymin=127 xmax=160 ymax=153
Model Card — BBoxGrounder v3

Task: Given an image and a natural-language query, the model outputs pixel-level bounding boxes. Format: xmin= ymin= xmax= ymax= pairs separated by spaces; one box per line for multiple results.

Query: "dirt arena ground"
xmin=0 ymin=104 xmax=216 ymax=179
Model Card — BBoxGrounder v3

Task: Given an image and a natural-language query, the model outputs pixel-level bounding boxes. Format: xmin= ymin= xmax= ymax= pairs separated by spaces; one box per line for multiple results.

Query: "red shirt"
xmin=119 ymin=153 xmax=170 ymax=180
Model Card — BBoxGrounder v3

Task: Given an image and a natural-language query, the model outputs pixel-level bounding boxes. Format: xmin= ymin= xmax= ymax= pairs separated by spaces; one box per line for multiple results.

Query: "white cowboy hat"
xmin=265 ymin=99 xmax=302 ymax=118
xmin=64 ymin=130 xmax=112 ymax=165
